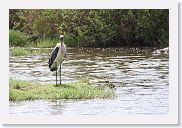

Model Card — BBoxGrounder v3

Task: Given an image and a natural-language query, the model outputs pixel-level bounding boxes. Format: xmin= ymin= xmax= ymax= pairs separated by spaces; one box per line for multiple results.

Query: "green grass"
xmin=35 ymin=38 xmax=59 ymax=48
xmin=10 ymin=47 xmax=51 ymax=56
xmin=9 ymin=79 xmax=115 ymax=101
xmin=10 ymin=47 xmax=28 ymax=56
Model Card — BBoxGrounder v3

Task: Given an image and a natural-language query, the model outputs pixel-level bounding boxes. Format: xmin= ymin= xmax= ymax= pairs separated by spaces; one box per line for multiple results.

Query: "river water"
xmin=9 ymin=47 xmax=169 ymax=115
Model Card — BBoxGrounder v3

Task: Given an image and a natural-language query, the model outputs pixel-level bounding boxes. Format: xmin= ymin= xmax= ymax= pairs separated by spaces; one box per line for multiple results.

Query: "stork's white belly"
xmin=51 ymin=50 xmax=64 ymax=69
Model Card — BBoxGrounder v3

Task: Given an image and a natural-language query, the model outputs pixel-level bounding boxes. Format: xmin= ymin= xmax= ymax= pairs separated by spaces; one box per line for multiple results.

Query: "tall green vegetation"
xmin=9 ymin=30 xmax=30 ymax=47
xmin=9 ymin=9 xmax=169 ymax=48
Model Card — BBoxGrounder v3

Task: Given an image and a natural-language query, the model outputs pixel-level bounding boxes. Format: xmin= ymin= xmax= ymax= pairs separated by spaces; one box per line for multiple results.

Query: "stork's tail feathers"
xmin=48 ymin=59 xmax=57 ymax=71
xmin=48 ymin=59 xmax=51 ymax=68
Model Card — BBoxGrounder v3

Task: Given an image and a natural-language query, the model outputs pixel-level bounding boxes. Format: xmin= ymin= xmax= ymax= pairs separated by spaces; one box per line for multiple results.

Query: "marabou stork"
xmin=48 ymin=35 xmax=66 ymax=85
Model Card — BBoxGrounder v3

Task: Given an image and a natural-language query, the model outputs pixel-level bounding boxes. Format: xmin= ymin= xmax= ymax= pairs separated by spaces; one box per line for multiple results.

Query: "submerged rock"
xmin=153 ymin=47 xmax=169 ymax=54
xmin=95 ymin=80 xmax=116 ymax=90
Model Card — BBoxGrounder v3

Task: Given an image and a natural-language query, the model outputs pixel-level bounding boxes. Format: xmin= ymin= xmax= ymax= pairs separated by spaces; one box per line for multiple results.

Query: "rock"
xmin=153 ymin=47 xmax=169 ymax=54
xmin=96 ymin=80 xmax=116 ymax=90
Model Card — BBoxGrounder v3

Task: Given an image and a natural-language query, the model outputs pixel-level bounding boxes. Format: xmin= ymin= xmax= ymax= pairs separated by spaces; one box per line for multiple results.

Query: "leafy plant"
xmin=9 ymin=9 xmax=169 ymax=48
xmin=9 ymin=30 xmax=30 ymax=47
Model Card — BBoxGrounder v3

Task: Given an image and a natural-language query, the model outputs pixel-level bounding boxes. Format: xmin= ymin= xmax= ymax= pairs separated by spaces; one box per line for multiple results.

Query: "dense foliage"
xmin=9 ymin=9 xmax=169 ymax=48
xmin=9 ymin=30 xmax=30 ymax=47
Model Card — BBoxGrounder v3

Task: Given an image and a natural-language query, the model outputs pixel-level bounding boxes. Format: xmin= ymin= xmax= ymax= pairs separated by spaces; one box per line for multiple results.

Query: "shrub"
xmin=9 ymin=30 xmax=29 ymax=47
xmin=9 ymin=10 xmax=169 ymax=48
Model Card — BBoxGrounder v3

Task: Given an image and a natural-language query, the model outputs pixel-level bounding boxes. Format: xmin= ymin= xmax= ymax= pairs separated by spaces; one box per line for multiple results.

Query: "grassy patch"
xmin=10 ymin=47 xmax=28 ymax=56
xmin=10 ymin=47 xmax=52 ymax=56
xmin=9 ymin=79 xmax=115 ymax=101
xmin=35 ymin=38 xmax=59 ymax=48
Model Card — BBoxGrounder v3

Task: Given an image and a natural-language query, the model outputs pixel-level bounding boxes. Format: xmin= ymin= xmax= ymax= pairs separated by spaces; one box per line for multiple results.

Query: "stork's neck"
xmin=60 ymin=41 xmax=64 ymax=45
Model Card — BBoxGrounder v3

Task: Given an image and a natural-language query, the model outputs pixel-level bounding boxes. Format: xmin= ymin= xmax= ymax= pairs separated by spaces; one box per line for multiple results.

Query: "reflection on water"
xmin=9 ymin=47 xmax=169 ymax=115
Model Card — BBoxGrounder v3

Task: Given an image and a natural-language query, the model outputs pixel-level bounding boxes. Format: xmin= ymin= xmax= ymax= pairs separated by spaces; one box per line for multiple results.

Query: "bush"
xmin=9 ymin=30 xmax=29 ymax=47
xmin=9 ymin=10 xmax=169 ymax=48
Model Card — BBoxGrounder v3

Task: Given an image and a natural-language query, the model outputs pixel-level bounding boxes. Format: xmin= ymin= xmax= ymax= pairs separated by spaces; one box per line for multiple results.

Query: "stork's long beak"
xmin=60 ymin=37 xmax=64 ymax=43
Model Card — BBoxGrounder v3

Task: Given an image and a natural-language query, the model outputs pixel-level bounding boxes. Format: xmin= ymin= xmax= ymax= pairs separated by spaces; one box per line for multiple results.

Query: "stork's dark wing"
xmin=48 ymin=47 xmax=59 ymax=68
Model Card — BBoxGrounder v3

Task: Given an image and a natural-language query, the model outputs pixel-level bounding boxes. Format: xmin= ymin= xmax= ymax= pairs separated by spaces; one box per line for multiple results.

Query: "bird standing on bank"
xmin=48 ymin=35 xmax=66 ymax=85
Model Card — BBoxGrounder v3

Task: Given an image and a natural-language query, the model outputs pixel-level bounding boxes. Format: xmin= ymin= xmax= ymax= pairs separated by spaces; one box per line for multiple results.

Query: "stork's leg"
xmin=56 ymin=70 xmax=57 ymax=85
xmin=60 ymin=64 xmax=61 ymax=85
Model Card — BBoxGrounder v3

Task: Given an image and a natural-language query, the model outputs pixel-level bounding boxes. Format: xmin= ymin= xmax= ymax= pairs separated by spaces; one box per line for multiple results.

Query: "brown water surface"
xmin=9 ymin=47 xmax=169 ymax=115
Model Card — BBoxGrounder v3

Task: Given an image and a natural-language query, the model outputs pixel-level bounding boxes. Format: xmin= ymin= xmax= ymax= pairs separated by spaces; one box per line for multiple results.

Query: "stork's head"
xmin=60 ymin=35 xmax=64 ymax=43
